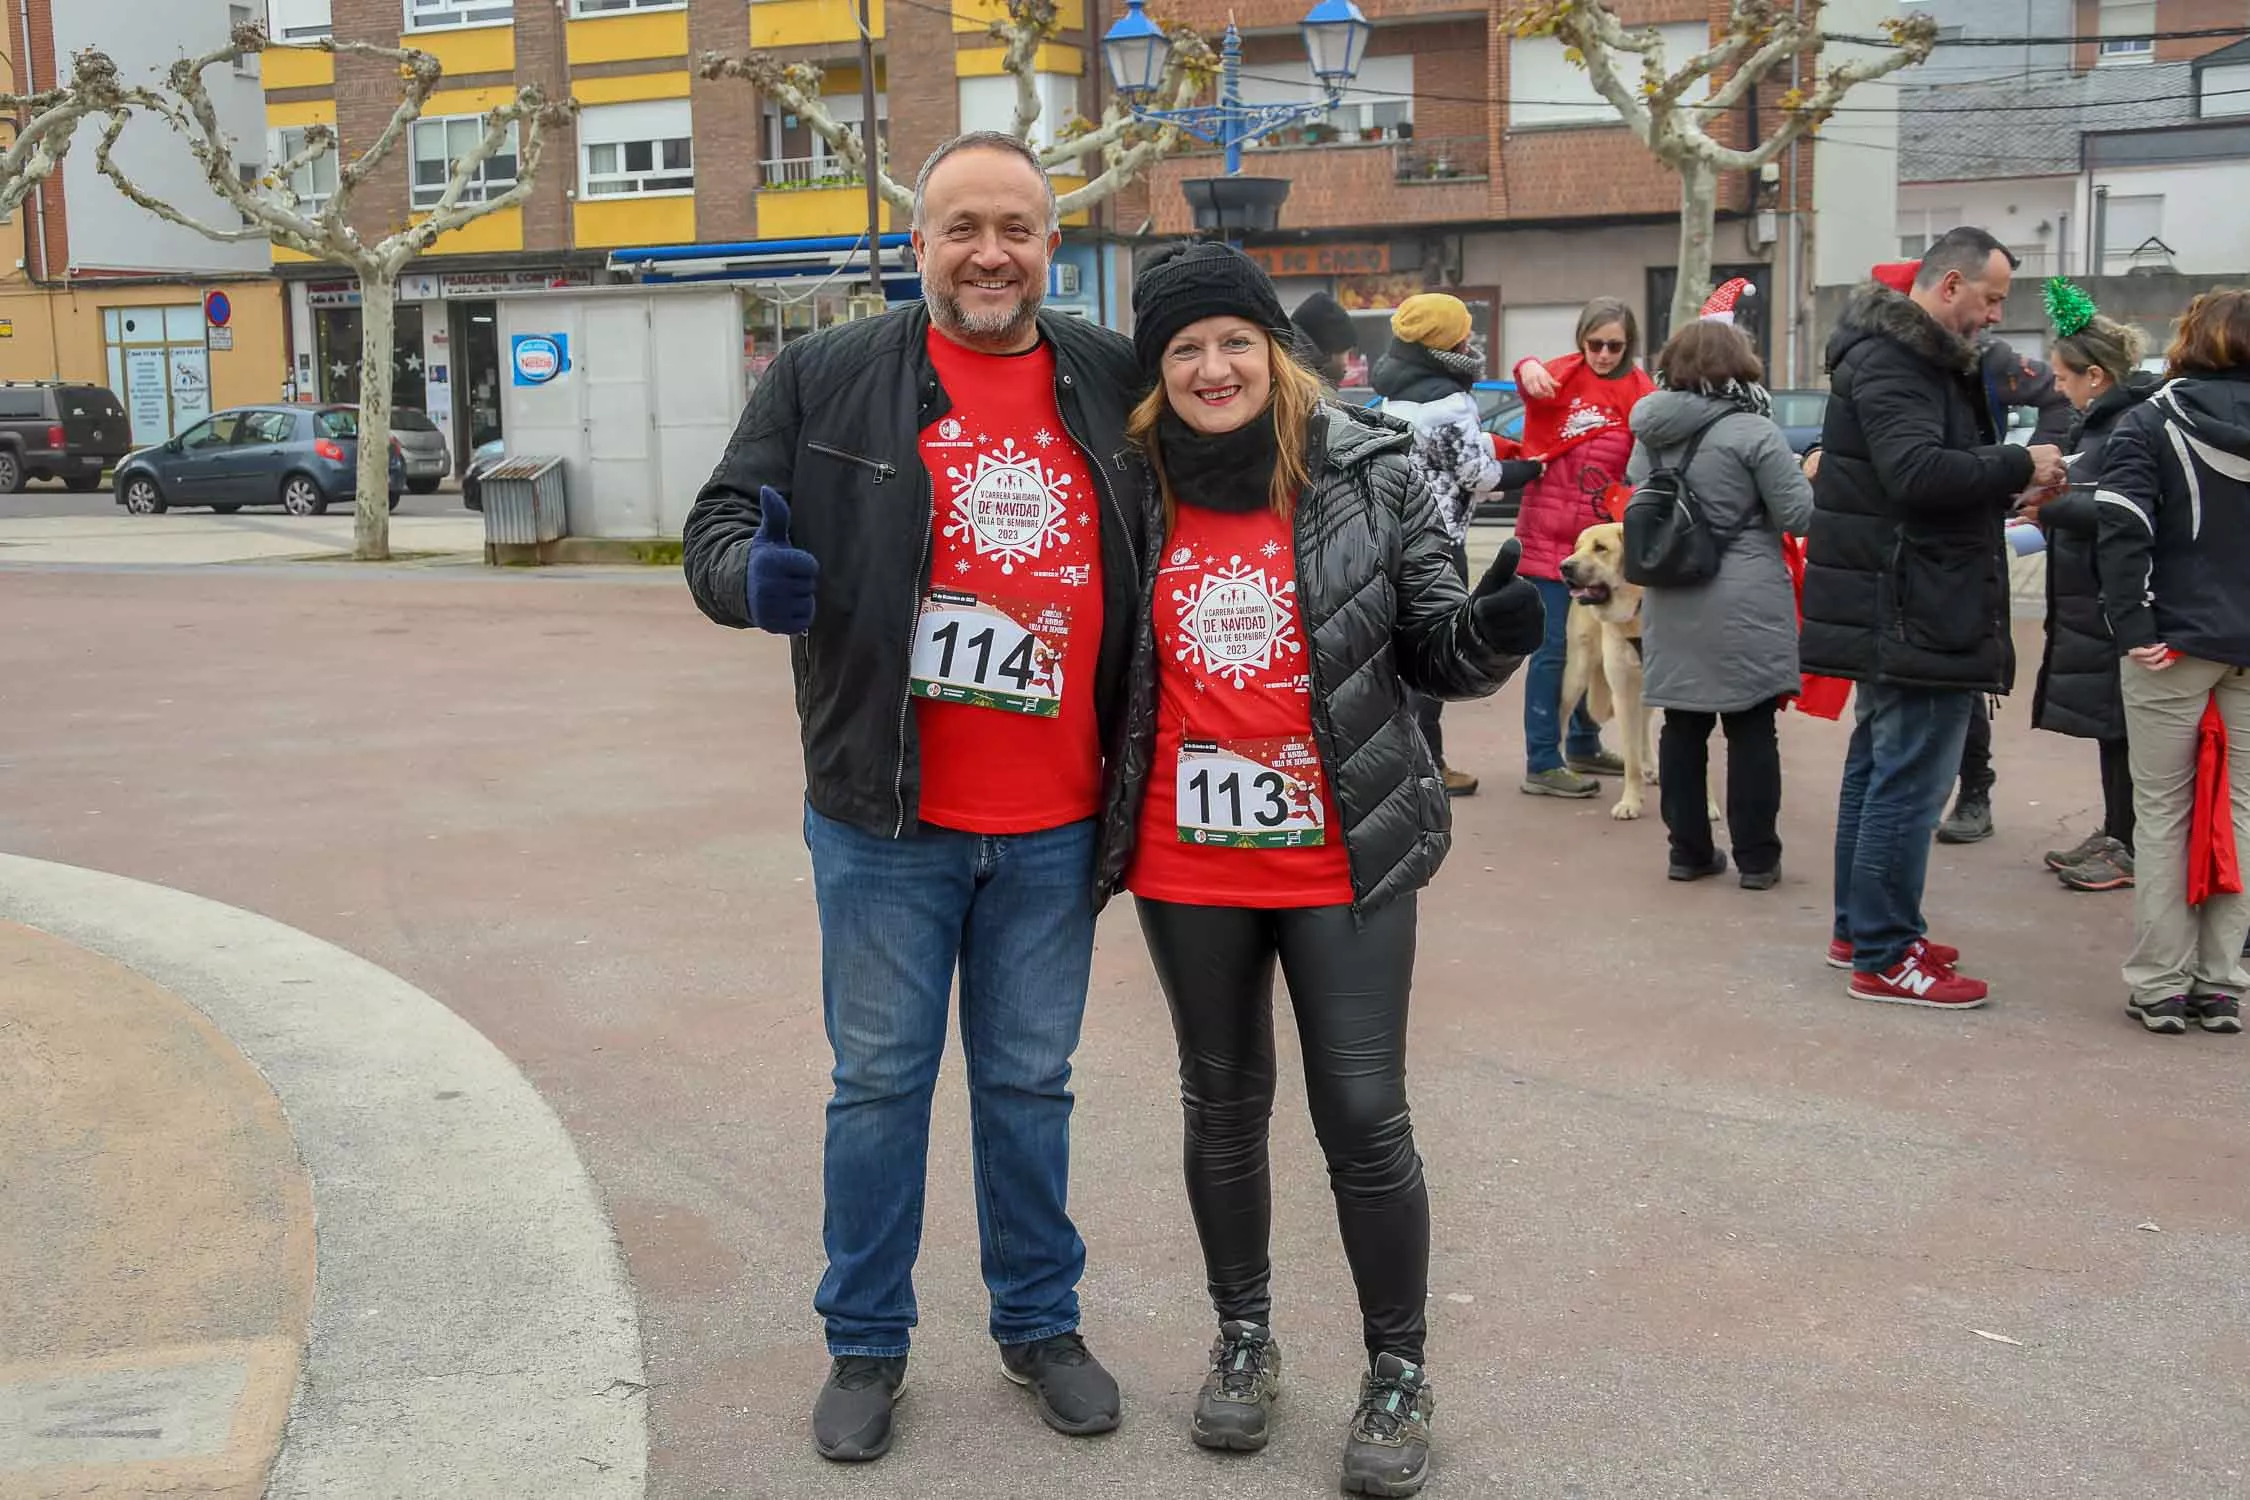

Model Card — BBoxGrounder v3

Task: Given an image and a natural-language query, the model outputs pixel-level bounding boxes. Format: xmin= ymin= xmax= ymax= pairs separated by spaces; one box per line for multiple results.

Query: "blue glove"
xmin=745 ymin=487 xmax=819 ymax=635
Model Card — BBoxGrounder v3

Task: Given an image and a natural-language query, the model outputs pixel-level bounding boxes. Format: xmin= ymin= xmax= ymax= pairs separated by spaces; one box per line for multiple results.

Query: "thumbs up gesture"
xmin=1467 ymin=537 xmax=1544 ymax=657
xmin=745 ymin=487 xmax=820 ymax=636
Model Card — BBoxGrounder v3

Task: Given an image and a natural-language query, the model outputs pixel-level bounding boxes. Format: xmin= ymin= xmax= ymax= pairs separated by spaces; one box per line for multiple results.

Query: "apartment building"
xmin=0 ymin=0 xmax=287 ymax=444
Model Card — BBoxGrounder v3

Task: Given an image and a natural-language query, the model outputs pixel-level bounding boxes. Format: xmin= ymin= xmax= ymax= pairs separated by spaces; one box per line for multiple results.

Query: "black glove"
xmin=1468 ymin=537 xmax=1544 ymax=656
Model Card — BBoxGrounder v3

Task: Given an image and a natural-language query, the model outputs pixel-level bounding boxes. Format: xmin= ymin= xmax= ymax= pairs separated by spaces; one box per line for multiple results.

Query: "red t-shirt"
xmin=1512 ymin=351 xmax=1654 ymax=462
xmin=1126 ymin=502 xmax=1354 ymax=909
xmin=913 ymin=329 xmax=1105 ymax=834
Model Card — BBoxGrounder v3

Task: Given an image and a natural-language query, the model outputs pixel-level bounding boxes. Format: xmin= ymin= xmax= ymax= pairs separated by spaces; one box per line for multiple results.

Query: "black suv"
xmin=0 ymin=382 xmax=131 ymax=493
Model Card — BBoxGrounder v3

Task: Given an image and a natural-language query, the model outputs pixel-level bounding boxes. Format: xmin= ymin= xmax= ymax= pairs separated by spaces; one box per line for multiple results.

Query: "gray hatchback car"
xmin=114 ymin=404 xmax=405 ymax=515
xmin=392 ymin=406 xmax=451 ymax=493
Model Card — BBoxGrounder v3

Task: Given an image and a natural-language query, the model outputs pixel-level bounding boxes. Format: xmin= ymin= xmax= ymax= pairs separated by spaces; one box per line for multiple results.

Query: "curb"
xmin=0 ymin=854 xmax=647 ymax=1498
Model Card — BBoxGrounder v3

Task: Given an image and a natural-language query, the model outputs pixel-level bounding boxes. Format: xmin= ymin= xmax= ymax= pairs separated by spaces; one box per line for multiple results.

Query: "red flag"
xmin=2188 ymin=696 xmax=2241 ymax=906
xmin=1780 ymin=533 xmax=1853 ymax=719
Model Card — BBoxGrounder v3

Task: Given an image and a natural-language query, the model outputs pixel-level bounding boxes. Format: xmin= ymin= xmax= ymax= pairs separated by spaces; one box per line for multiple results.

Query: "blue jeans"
xmin=1831 ymin=684 xmax=1975 ymax=972
xmin=804 ymin=805 xmax=1096 ymax=1357
xmin=1523 ymin=574 xmax=1605 ymax=775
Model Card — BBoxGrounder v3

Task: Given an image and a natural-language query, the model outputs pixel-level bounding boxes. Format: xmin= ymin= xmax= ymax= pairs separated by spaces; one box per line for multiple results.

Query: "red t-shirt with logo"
xmin=1126 ymin=502 xmax=1354 ymax=909
xmin=913 ymin=328 xmax=1105 ymax=834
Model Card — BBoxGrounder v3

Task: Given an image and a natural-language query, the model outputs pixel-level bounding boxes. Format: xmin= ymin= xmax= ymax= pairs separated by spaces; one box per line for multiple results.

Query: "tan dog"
xmin=1557 ymin=522 xmax=1656 ymax=820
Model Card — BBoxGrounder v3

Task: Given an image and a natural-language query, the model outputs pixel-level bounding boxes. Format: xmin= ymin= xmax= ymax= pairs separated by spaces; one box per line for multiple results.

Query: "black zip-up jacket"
xmin=2030 ymin=371 xmax=2157 ymax=741
xmin=2097 ymin=370 xmax=2250 ymax=666
xmin=682 ymin=306 xmax=1155 ymax=903
xmin=1800 ymin=284 xmax=2036 ymax=691
xmin=1118 ymin=403 xmax=1525 ymax=915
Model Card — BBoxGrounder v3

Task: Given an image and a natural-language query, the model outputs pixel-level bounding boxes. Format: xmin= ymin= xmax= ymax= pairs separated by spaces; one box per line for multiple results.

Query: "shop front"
xmin=1248 ymin=241 xmax=1499 ymax=390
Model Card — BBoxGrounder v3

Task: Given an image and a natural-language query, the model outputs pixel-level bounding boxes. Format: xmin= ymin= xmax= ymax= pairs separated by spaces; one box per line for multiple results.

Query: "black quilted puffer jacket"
xmin=1111 ymin=402 xmax=1526 ymax=914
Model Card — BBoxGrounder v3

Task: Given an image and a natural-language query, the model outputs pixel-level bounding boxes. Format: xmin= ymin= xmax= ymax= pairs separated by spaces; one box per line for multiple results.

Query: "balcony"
xmin=760 ymin=155 xmax=865 ymax=191
xmin=1147 ymin=137 xmax=1491 ymax=235
xmin=1392 ymin=136 xmax=1488 ymax=185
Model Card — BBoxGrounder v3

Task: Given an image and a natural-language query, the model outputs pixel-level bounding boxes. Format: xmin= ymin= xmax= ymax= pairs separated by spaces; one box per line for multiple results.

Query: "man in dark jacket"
xmin=682 ymin=131 xmax=1147 ymax=1463
xmin=1801 ymin=226 xmax=2066 ymax=1008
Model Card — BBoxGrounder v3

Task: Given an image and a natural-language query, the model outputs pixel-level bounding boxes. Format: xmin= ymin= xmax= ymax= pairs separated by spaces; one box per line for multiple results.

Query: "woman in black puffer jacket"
xmin=2029 ymin=282 xmax=2156 ymax=893
xmin=1115 ymin=242 xmax=1541 ymax=1496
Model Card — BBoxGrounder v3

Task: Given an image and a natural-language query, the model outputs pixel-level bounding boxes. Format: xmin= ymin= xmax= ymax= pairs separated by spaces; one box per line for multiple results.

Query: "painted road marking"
xmin=0 ymin=1357 xmax=247 ymax=1469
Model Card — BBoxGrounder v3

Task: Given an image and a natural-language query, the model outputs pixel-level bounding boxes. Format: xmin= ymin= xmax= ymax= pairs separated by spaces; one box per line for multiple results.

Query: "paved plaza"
xmin=2 ymin=549 xmax=2246 ymax=1498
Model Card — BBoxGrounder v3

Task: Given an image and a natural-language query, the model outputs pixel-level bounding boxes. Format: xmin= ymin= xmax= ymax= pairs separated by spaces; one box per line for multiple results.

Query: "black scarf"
xmin=1157 ymin=405 xmax=1279 ymax=513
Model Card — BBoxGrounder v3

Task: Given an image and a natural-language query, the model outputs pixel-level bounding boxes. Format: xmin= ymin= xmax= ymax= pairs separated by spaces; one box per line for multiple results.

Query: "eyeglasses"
xmin=1584 ymin=339 xmax=1628 ymax=355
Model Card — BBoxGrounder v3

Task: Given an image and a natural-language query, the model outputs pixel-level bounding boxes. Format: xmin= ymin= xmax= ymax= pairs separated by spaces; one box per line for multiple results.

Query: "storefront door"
xmin=451 ymin=300 xmax=503 ymax=454
xmin=104 ymin=306 xmax=212 ymax=447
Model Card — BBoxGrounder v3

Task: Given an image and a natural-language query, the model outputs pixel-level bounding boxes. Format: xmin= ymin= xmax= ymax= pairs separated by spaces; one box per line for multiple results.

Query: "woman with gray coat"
xmin=1626 ymin=319 xmax=1815 ymax=888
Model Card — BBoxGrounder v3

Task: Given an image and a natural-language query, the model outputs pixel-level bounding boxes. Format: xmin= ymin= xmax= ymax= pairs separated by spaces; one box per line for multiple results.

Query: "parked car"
xmin=1769 ymin=389 xmax=1829 ymax=455
xmin=0 ymin=380 xmax=130 ymax=493
xmin=460 ymin=437 xmax=504 ymax=512
xmin=393 ymin=406 xmax=451 ymax=493
xmin=113 ymin=404 xmax=405 ymax=516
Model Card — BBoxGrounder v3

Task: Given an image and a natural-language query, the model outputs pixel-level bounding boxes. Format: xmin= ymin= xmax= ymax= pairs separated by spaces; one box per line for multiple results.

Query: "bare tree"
xmin=1507 ymin=0 xmax=1938 ymax=332
xmin=699 ymin=0 xmax=1218 ymax=220
xmin=87 ymin=22 xmax=573 ymax=560
xmin=0 ymin=50 xmax=129 ymax=216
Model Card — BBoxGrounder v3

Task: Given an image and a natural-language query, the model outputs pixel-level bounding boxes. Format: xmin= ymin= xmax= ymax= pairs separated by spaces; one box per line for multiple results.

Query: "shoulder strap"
xmin=1666 ymin=409 xmax=1733 ymax=472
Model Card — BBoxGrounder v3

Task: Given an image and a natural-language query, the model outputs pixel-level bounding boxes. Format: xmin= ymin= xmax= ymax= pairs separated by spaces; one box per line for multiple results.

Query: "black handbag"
xmin=1621 ymin=412 xmax=1741 ymax=587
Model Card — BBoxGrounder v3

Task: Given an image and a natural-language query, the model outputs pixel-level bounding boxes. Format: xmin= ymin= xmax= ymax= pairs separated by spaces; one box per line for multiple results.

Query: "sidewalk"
xmin=0 ymin=857 xmax=647 ymax=1497
xmin=0 ymin=511 xmax=486 ymax=566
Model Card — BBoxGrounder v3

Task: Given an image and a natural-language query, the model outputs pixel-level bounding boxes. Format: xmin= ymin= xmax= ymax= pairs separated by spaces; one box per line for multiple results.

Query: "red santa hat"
xmin=1699 ymin=277 xmax=1754 ymax=324
xmin=1870 ymin=260 xmax=1920 ymax=294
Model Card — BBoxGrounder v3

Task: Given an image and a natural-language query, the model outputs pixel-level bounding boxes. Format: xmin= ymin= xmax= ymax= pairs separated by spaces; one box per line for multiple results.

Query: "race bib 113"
xmin=909 ymin=589 xmax=1069 ymax=718
xmin=1175 ymin=736 xmax=1328 ymax=847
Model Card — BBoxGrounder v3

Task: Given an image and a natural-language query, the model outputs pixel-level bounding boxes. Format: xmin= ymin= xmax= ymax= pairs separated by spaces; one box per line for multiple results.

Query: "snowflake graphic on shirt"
xmin=1559 ymin=402 xmax=1617 ymax=442
xmin=1170 ymin=555 xmax=1302 ymax=690
xmin=942 ymin=437 xmax=1074 ymax=575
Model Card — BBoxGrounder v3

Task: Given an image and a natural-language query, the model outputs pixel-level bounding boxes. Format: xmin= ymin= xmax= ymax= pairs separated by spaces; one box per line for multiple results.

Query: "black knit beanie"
xmin=1291 ymin=291 xmax=1359 ymax=357
xmin=1131 ymin=241 xmax=1292 ymax=375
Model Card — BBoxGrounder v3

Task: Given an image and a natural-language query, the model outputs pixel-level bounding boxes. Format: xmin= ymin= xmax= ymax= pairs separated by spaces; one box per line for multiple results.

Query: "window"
xmin=270 ymin=126 xmax=338 ymax=214
xmin=2101 ymin=192 xmax=2164 ymax=270
xmin=236 ymin=162 xmax=262 ymax=225
xmin=1509 ymin=24 xmax=1712 ymax=127
xmin=266 ymin=0 xmax=333 ymax=38
xmin=230 ymin=5 xmax=260 ymax=72
xmin=410 ymin=116 xmax=520 ymax=209
xmin=580 ymin=100 xmax=695 ymax=197
xmin=184 ymin=414 xmax=243 ymax=450
xmin=404 ymin=0 xmax=512 ymax=32
xmin=1238 ymin=55 xmax=1414 ymax=144
xmin=2097 ymin=0 xmax=2154 ymax=63
xmin=240 ymin=410 xmax=298 ymax=444
xmin=315 ymin=409 xmax=361 ymax=439
xmin=2202 ymin=61 xmax=2250 ymax=118
xmin=958 ymin=74 xmax=1079 ymax=152
xmin=572 ymin=0 xmax=683 ymax=12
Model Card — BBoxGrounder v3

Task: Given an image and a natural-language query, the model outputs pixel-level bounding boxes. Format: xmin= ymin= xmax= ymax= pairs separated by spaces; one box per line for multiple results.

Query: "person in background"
xmin=1800 ymin=227 xmax=2067 ymax=1010
xmin=1291 ymin=290 xmax=1361 ymax=389
xmin=2027 ymin=279 xmax=2157 ymax=895
xmin=1374 ymin=292 xmax=1510 ymax=795
xmin=1512 ymin=297 xmax=1655 ymax=797
xmin=1121 ymin=242 xmax=1542 ymax=1496
xmin=1629 ymin=317 xmax=1815 ymax=888
xmin=2094 ymin=287 xmax=2250 ymax=1036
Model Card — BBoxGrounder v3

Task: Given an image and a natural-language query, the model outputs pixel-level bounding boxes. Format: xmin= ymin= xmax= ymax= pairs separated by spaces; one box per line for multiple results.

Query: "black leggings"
xmin=1658 ymin=697 xmax=1784 ymax=875
xmin=1407 ymin=541 xmax=1470 ymax=767
xmin=1959 ymin=694 xmax=1995 ymax=799
xmin=1136 ymin=895 xmax=1429 ymax=1365
xmin=2100 ymin=735 xmax=2135 ymax=851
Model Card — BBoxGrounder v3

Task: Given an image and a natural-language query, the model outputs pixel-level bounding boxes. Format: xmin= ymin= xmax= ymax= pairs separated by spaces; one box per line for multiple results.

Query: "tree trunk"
xmin=353 ymin=270 xmax=396 ymax=562
xmin=1671 ymin=156 xmax=1720 ymax=338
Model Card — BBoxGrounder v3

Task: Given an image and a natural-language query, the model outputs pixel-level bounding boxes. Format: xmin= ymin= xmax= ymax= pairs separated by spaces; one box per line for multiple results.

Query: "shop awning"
xmin=606 ymin=234 xmax=914 ymax=283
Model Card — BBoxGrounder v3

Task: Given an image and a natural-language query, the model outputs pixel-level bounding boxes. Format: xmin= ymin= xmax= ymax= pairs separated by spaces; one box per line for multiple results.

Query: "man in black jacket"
xmin=1802 ymin=226 xmax=2066 ymax=1008
xmin=682 ymin=132 xmax=1147 ymax=1463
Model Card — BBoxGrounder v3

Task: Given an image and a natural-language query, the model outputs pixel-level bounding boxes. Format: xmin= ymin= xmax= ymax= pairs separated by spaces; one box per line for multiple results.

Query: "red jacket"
xmin=1511 ymin=353 xmax=1654 ymax=579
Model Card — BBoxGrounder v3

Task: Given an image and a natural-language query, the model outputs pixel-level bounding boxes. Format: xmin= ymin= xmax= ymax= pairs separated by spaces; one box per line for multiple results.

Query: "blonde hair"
xmin=1128 ymin=329 xmax=1324 ymax=527
xmin=2052 ymin=313 xmax=2146 ymax=389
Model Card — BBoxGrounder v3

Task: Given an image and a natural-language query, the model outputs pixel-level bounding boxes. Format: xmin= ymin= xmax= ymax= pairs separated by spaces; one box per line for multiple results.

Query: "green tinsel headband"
xmin=2045 ymin=277 xmax=2099 ymax=339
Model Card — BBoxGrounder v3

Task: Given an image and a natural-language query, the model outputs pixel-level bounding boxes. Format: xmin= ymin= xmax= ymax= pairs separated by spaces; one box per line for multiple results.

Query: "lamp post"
xmin=1101 ymin=0 xmax=1372 ymax=197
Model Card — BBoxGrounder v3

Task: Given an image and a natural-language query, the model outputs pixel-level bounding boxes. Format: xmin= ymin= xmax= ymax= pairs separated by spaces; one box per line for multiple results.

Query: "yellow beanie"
xmin=1391 ymin=293 xmax=1473 ymax=352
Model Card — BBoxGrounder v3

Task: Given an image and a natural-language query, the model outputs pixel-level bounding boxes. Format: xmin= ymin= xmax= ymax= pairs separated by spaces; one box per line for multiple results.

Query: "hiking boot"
xmin=2058 ymin=839 xmax=2135 ymax=892
xmin=1000 ymin=1332 xmax=1120 ymax=1436
xmin=1339 ymin=1354 xmax=1434 ymax=1497
xmin=1190 ymin=1321 xmax=1281 ymax=1453
xmin=1828 ymin=935 xmax=1958 ymax=971
xmin=1520 ymin=767 xmax=1599 ymax=799
xmin=1566 ymin=748 xmax=1626 ymax=777
xmin=1849 ymin=949 xmax=1989 ymax=1009
xmin=2043 ymin=830 xmax=2110 ymax=871
xmin=813 ymin=1354 xmax=907 ymax=1462
xmin=1936 ymin=792 xmax=1994 ymax=844
xmin=2128 ymin=995 xmax=2192 ymax=1035
xmin=1739 ymin=864 xmax=1781 ymax=891
xmin=2189 ymin=995 xmax=2243 ymax=1034
xmin=1667 ymin=850 xmax=1728 ymax=882
xmin=1440 ymin=765 xmax=1480 ymax=798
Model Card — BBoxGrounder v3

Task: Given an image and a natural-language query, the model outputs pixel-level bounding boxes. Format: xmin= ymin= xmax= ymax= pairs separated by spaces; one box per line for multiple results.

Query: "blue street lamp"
xmin=1101 ymin=0 xmax=1373 ymax=178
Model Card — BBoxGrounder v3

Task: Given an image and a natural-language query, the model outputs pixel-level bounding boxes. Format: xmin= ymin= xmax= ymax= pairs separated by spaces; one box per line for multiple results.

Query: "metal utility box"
xmin=479 ymin=455 xmax=568 ymax=551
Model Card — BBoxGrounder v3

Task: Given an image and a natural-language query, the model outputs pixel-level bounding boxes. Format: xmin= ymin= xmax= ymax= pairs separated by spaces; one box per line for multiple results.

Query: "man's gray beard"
xmin=926 ymin=283 xmax=1043 ymax=346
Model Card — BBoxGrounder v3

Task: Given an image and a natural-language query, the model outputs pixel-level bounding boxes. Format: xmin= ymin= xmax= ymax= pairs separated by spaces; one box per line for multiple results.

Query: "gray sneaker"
xmin=1520 ymin=767 xmax=1599 ymax=799
xmin=2057 ymin=839 xmax=2134 ymax=892
xmin=1566 ymin=747 xmax=1626 ymax=777
xmin=1936 ymin=792 xmax=1994 ymax=844
xmin=1340 ymin=1354 xmax=1434 ymax=1497
xmin=1191 ymin=1321 xmax=1280 ymax=1453
xmin=2044 ymin=829 xmax=2110 ymax=871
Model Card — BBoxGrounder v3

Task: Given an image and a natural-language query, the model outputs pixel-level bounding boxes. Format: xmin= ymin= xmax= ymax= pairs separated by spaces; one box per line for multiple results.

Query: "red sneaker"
xmin=1849 ymin=950 xmax=1989 ymax=1009
xmin=1828 ymin=936 xmax=1960 ymax=970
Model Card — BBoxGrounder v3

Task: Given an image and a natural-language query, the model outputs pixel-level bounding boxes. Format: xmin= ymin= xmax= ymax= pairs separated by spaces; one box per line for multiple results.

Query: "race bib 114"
xmin=1175 ymin=736 xmax=1328 ymax=848
xmin=909 ymin=589 xmax=1069 ymax=718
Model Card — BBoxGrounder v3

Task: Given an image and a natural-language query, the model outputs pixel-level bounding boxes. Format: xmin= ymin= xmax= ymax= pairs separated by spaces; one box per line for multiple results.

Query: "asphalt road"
xmin=2 ymin=567 xmax=2245 ymax=1499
